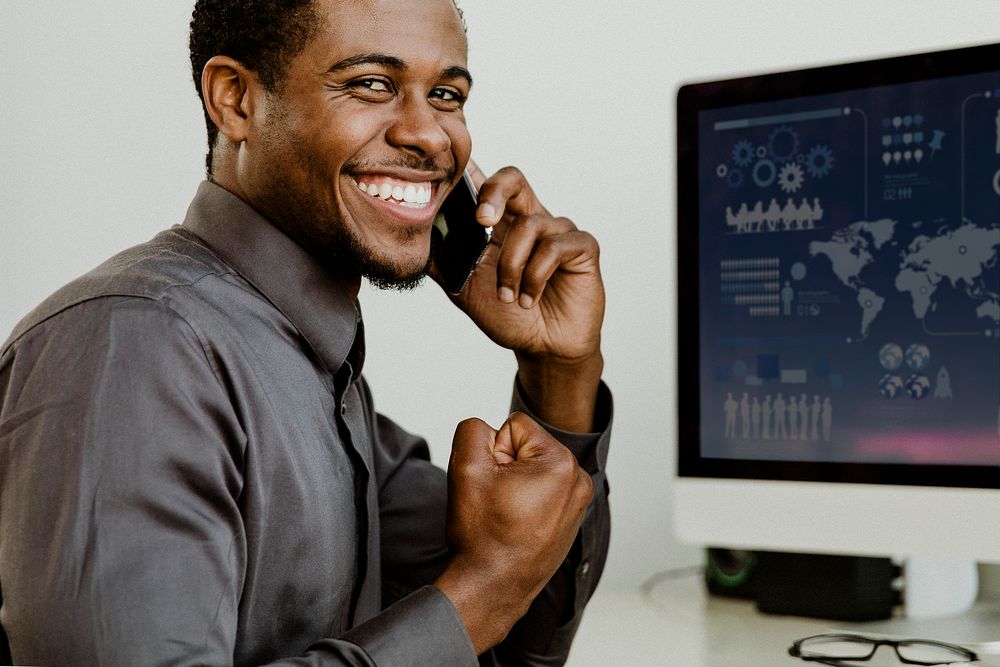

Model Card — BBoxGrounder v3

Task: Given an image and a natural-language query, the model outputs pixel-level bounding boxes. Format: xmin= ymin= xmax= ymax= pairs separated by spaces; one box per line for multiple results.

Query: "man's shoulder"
xmin=4 ymin=228 xmax=237 ymax=352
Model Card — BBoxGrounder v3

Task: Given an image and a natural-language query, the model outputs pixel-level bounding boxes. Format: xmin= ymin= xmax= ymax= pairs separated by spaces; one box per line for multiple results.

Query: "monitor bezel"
xmin=676 ymin=42 xmax=1000 ymax=490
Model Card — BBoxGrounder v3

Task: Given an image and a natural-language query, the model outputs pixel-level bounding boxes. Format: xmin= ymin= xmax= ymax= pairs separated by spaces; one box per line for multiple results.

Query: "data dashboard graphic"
xmin=693 ymin=65 xmax=1000 ymax=467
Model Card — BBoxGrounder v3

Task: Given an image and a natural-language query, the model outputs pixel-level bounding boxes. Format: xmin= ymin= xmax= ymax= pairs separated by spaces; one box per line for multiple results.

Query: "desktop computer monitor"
xmin=673 ymin=43 xmax=1000 ymax=567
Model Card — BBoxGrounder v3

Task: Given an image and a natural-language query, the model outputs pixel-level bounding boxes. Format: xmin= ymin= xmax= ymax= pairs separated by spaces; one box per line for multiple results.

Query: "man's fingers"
xmin=451 ymin=413 xmax=575 ymax=473
xmin=500 ymin=411 xmax=554 ymax=460
xmin=504 ymin=413 xmax=594 ymax=525
xmin=492 ymin=419 xmax=517 ymax=464
xmin=503 ymin=413 xmax=582 ymax=479
xmin=517 ymin=229 xmax=599 ymax=309
xmin=475 ymin=166 xmax=548 ymax=227
xmin=449 ymin=417 xmax=502 ymax=470
xmin=494 ymin=215 xmax=581 ymax=307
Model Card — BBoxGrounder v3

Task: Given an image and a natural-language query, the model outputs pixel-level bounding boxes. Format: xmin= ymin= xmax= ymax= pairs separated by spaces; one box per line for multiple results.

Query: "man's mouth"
xmin=350 ymin=175 xmax=432 ymax=208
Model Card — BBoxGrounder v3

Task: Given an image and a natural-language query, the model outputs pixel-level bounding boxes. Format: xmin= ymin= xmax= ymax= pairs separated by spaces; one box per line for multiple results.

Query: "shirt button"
xmin=340 ymin=402 xmax=347 ymax=415
xmin=579 ymin=560 xmax=590 ymax=577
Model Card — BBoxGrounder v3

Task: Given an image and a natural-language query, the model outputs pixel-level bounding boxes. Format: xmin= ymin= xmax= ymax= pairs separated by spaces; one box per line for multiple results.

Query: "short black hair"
xmin=189 ymin=0 xmax=319 ymax=176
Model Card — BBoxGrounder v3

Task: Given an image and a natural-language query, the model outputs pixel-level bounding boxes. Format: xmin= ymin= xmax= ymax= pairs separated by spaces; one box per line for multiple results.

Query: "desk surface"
xmin=567 ymin=572 xmax=1000 ymax=666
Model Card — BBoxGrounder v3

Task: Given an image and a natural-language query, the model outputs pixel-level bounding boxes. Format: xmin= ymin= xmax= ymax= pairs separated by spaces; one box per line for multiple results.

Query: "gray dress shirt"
xmin=0 ymin=181 xmax=612 ymax=665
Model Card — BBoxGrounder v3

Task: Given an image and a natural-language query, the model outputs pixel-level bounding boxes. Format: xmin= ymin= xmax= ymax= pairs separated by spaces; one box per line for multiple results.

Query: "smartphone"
xmin=432 ymin=170 xmax=492 ymax=294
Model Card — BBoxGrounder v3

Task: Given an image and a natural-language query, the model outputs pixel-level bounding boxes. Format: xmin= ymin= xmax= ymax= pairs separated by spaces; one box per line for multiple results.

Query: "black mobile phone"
xmin=432 ymin=170 xmax=492 ymax=295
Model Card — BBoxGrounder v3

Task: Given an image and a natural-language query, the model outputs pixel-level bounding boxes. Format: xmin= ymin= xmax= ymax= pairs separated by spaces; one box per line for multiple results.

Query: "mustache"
xmin=343 ymin=156 xmax=455 ymax=181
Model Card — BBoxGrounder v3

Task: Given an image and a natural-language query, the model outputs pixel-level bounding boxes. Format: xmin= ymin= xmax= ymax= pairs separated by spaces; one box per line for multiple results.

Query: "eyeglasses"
xmin=788 ymin=633 xmax=978 ymax=666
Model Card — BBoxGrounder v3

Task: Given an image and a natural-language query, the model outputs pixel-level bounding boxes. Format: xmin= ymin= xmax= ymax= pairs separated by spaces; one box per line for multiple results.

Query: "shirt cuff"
xmin=510 ymin=377 xmax=613 ymax=475
xmin=342 ymin=585 xmax=477 ymax=665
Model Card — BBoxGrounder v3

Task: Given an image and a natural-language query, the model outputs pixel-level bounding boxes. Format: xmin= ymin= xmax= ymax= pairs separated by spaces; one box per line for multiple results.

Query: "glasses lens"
xmin=896 ymin=640 xmax=974 ymax=664
xmin=797 ymin=635 xmax=874 ymax=660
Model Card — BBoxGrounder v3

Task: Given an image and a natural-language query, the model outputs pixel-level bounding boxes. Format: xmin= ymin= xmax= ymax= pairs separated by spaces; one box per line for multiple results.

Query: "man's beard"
xmin=331 ymin=223 xmax=431 ymax=291
xmin=250 ymin=170 xmax=432 ymax=292
xmin=251 ymin=112 xmax=438 ymax=291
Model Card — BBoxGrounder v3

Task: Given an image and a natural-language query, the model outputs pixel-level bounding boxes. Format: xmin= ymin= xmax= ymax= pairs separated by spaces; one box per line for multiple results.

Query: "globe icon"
xmin=906 ymin=374 xmax=930 ymax=399
xmin=905 ymin=343 xmax=931 ymax=371
xmin=878 ymin=342 xmax=904 ymax=370
xmin=879 ymin=374 xmax=904 ymax=399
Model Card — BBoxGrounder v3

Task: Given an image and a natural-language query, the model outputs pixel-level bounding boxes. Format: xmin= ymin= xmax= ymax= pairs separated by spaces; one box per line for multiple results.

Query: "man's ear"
xmin=201 ymin=55 xmax=256 ymax=144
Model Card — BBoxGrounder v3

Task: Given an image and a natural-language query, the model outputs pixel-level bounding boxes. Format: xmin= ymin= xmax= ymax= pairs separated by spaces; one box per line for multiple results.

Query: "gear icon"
xmin=727 ymin=168 xmax=744 ymax=188
xmin=767 ymin=125 xmax=800 ymax=163
xmin=752 ymin=159 xmax=777 ymax=188
xmin=805 ymin=144 xmax=834 ymax=178
xmin=777 ymin=162 xmax=805 ymax=193
xmin=731 ymin=139 xmax=755 ymax=167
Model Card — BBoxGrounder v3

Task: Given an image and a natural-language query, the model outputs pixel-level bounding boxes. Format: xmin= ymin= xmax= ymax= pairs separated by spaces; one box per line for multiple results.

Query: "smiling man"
xmin=0 ymin=0 xmax=611 ymax=665
xmin=211 ymin=0 xmax=475 ymax=289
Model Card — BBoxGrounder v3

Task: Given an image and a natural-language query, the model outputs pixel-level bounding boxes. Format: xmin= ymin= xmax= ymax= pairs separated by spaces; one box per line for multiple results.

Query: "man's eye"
xmin=430 ymin=87 xmax=466 ymax=108
xmin=348 ymin=78 xmax=394 ymax=97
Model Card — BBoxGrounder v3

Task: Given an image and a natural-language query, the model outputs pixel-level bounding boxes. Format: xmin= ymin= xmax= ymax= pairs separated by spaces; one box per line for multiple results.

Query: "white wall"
xmin=3 ymin=1 xmax=999 ymax=593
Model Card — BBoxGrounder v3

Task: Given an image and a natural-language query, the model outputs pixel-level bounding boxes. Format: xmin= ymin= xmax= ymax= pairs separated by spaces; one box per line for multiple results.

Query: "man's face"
xmin=239 ymin=0 xmax=472 ymax=288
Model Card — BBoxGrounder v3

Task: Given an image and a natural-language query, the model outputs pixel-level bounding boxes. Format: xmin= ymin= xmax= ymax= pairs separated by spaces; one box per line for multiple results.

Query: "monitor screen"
xmin=674 ymin=43 xmax=1000 ymax=563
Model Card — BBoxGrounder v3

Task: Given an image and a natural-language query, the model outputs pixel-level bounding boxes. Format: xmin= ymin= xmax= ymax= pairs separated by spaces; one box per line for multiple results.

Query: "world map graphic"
xmin=808 ymin=219 xmax=1000 ymax=338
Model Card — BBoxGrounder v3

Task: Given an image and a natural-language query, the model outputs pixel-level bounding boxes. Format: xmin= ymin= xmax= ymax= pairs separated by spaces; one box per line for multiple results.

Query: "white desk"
xmin=567 ymin=572 xmax=1000 ymax=666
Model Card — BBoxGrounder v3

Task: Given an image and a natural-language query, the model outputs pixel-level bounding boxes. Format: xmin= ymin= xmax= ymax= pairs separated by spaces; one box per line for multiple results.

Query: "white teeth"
xmin=354 ymin=178 xmax=432 ymax=206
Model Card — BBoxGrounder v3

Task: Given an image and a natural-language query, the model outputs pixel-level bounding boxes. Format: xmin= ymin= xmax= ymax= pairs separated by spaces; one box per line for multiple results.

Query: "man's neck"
xmin=207 ymin=171 xmax=364 ymax=300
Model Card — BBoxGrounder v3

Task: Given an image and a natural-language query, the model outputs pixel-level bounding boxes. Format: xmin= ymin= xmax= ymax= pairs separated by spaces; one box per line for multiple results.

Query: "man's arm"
xmin=0 ymin=298 xmax=469 ymax=666
xmin=418 ymin=162 xmax=611 ymax=660
xmin=444 ymin=161 xmax=606 ymax=435
xmin=0 ymin=298 xmax=249 ymax=665
xmin=375 ymin=382 xmax=611 ymax=665
xmin=484 ymin=380 xmax=611 ymax=665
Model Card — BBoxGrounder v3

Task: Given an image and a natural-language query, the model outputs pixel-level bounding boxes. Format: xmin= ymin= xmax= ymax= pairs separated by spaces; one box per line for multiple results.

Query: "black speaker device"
xmin=705 ymin=549 xmax=900 ymax=621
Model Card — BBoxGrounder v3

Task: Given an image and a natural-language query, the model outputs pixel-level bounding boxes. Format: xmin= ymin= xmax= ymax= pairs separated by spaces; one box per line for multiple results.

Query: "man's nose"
xmin=385 ymin=95 xmax=451 ymax=158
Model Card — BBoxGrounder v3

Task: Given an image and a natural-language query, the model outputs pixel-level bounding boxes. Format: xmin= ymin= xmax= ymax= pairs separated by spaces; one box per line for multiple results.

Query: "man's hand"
xmin=436 ymin=162 xmax=606 ymax=432
xmin=434 ymin=413 xmax=594 ymax=655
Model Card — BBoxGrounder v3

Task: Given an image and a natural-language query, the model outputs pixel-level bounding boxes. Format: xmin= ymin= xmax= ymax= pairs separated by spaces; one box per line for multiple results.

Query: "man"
xmin=0 ymin=0 xmax=611 ymax=664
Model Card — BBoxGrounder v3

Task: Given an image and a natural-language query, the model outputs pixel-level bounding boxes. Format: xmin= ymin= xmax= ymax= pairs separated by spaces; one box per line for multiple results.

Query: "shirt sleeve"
xmin=374 ymin=376 xmax=613 ymax=666
xmin=484 ymin=379 xmax=613 ymax=666
xmin=0 ymin=297 xmax=470 ymax=667
xmin=0 ymin=297 xmax=248 ymax=665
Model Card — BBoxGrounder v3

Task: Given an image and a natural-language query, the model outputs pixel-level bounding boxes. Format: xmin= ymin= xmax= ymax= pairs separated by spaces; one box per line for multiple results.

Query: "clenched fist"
xmin=435 ymin=412 xmax=594 ymax=654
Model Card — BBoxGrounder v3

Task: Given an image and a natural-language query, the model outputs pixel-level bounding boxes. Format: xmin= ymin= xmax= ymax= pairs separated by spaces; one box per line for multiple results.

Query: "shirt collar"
xmin=182 ymin=180 xmax=361 ymax=376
